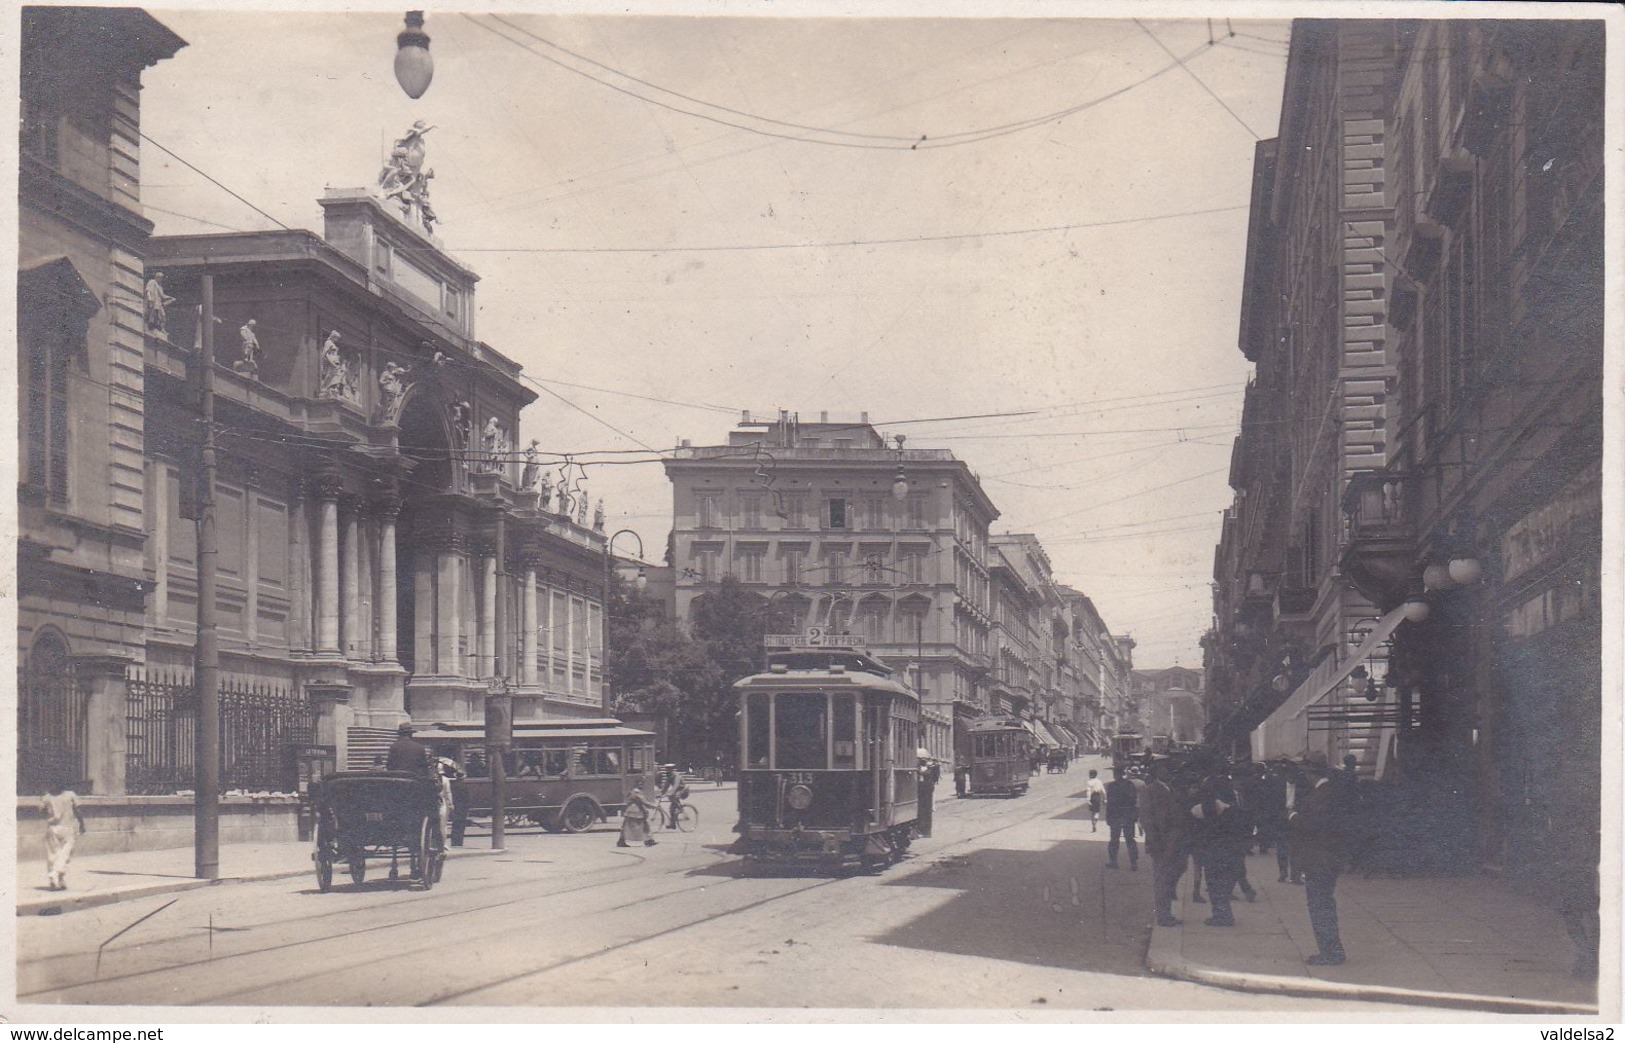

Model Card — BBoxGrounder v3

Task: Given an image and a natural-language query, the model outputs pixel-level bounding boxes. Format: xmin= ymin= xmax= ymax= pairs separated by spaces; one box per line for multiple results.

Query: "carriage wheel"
xmin=415 ymin=818 xmax=435 ymax=890
xmin=315 ymin=856 xmax=334 ymax=893
xmin=674 ymin=803 xmax=698 ymax=833
xmin=559 ymin=798 xmax=596 ymax=834
xmin=349 ymin=856 xmax=366 ymax=886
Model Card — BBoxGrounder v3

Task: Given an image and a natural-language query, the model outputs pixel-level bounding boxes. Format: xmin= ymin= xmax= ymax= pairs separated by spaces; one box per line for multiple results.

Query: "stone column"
xmin=288 ymin=484 xmax=308 ymax=650
xmin=340 ymin=494 xmax=361 ymax=659
xmin=521 ymin=561 xmax=539 ymax=687
xmin=375 ymin=495 xmax=402 ymax=664
xmin=315 ymin=473 xmax=343 ymax=657
xmin=437 ymin=533 xmax=463 ymax=678
xmin=480 ymin=544 xmax=497 ymax=679
xmin=413 ymin=547 xmax=434 ymax=673
xmin=565 ymin=588 xmax=576 ymax=695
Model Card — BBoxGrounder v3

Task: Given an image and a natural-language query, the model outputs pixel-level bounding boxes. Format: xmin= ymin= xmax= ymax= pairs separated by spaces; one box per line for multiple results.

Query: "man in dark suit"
xmin=1104 ymin=768 xmax=1139 ymax=870
xmin=1290 ymin=752 xmax=1356 ymax=965
xmin=1140 ymin=762 xmax=1189 ymax=927
xmin=385 ymin=722 xmax=432 ymax=775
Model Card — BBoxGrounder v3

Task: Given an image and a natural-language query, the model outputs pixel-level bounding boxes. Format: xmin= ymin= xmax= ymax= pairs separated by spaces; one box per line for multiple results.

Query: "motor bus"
xmin=415 ymin=719 xmax=655 ymax=842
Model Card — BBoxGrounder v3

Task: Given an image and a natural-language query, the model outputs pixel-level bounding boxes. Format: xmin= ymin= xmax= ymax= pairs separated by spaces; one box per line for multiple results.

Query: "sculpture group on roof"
xmin=377 ymin=120 xmax=440 ymax=235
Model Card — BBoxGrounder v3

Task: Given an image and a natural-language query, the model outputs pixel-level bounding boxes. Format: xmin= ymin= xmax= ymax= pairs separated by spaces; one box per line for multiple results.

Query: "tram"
xmin=1110 ymin=731 xmax=1145 ymax=774
xmin=958 ymin=716 xmax=1032 ymax=797
xmin=732 ymin=637 xmax=920 ymax=872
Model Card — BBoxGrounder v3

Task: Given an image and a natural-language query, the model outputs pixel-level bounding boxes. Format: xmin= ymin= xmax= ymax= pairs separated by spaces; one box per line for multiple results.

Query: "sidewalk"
xmin=15 ymin=838 xmax=502 ymax=918
xmin=1146 ymin=848 xmax=1602 ymax=1014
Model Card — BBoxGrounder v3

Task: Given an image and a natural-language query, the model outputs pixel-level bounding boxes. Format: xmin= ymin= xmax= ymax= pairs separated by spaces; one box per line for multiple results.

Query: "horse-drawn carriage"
xmin=311 ymin=770 xmax=446 ymax=892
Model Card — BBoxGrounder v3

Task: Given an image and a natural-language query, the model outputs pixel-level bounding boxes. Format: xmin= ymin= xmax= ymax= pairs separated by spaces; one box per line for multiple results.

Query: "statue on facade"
xmin=234 ymin=319 xmax=262 ymax=379
xmin=451 ymin=400 xmax=472 ymax=451
xmin=482 ymin=417 xmax=504 ymax=472
xmin=521 ymin=440 xmax=542 ymax=491
xmin=376 ymin=120 xmax=439 ymax=234
xmin=593 ymin=499 xmax=606 ymax=532
xmin=318 ymin=330 xmax=355 ymax=400
xmin=144 ymin=271 xmax=174 ymax=337
xmin=416 ymin=168 xmax=439 ymax=236
xmin=577 ymin=493 xmax=590 ymax=528
xmin=376 ymin=361 xmax=411 ymax=424
xmin=536 ymin=470 xmax=553 ymax=511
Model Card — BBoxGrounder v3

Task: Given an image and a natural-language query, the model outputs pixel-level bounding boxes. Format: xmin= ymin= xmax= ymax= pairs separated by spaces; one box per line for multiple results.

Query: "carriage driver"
xmin=654 ymin=763 xmax=688 ymax=828
xmin=386 ymin=722 xmax=432 ymax=774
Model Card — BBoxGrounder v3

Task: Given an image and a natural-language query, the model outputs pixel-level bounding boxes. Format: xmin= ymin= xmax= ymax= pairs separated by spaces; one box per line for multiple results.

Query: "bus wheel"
xmin=558 ymin=798 xmax=597 ymax=833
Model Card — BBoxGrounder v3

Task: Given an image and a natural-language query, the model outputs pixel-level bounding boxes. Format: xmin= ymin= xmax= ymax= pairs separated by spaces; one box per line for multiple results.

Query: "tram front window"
xmin=746 ymin=692 xmax=770 ymax=768
xmin=774 ymin=691 xmax=828 ymax=770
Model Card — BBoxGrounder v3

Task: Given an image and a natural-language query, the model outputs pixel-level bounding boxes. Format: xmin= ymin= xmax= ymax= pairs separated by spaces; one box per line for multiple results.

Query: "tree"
xmin=604 ymin=574 xmax=781 ymax=770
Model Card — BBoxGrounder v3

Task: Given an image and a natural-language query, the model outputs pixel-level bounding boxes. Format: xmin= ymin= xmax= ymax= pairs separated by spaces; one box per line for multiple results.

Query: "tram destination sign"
xmin=765 ymin=627 xmax=866 ymax=650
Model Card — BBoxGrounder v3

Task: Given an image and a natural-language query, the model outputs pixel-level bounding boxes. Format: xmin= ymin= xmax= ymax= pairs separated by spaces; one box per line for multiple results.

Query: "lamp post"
xmin=603 ymin=528 xmax=648 ymax=703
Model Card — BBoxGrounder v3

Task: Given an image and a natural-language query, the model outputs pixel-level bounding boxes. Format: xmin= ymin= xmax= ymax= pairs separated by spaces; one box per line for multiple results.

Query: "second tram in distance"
xmin=956 ymin=716 xmax=1032 ymax=797
xmin=732 ymin=640 xmax=920 ymax=872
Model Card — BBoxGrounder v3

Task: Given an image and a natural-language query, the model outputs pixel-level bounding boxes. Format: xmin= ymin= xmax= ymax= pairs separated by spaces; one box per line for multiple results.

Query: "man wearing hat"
xmin=386 ymin=722 xmax=432 ymax=776
xmin=916 ymin=748 xmax=940 ymax=838
xmin=1290 ymin=750 xmax=1355 ymax=965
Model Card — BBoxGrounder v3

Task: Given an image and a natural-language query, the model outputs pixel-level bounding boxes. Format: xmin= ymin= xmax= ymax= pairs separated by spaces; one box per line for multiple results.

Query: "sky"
xmin=139 ymin=6 xmax=1290 ymax=668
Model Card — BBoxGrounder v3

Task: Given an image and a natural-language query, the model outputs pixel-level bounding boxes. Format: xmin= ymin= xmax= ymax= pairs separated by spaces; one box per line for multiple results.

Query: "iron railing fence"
xmin=126 ymin=669 xmax=315 ymax=795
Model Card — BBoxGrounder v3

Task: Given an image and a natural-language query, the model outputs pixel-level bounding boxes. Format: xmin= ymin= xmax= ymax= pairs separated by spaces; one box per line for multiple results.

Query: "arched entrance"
xmin=395 ymin=390 xmax=456 ymax=678
xmin=18 ymin=628 xmax=85 ymax=792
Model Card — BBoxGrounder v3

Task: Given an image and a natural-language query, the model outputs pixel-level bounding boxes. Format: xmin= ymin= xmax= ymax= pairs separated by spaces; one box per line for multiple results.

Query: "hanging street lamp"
xmin=395 ymin=11 xmax=433 ymax=99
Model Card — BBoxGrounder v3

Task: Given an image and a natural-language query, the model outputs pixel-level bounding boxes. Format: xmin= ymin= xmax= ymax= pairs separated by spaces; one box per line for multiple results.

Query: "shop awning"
xmin=1251 ymin=605 xmax=1408 ymax=762
xmin=1030 ymin=719 xmax=1066 ymax=749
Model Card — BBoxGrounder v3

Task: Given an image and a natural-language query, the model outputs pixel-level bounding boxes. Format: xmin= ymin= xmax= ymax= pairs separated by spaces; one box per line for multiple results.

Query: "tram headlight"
xmin=787 ymin=784 xmax=814 ymax=811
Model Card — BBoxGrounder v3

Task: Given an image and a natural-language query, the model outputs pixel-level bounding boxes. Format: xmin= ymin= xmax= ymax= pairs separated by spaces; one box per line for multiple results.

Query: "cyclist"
xmin=655 ymin=763 xmax=689 ymax=829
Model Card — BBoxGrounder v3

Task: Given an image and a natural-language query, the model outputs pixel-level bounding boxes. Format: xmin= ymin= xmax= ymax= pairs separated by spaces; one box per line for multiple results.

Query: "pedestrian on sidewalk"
xmin=1256 ymin=762 xmax=1293 ymax=881
xmin=1084 ymin=769 xmax=1106 ymax=833
xmin=618 ymin=776 xmax=657 ymax=848
xmin=1141 ymin=762 xmax=1188 ymax=926
xmin=1104 ymin=768 xmax=1139 ymax=870
xmin=1193 ymin=769 xmax=1250 ymax=926
xmin=41 ymin=781 xmax=86 ymax=891
xmin=1290 ymin=752 xmax=1355 ymax=965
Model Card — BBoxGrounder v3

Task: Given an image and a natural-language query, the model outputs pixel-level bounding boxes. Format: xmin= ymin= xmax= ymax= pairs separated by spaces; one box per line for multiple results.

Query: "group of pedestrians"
xmin=1102 ymin=750 xmax=1360 ymax=968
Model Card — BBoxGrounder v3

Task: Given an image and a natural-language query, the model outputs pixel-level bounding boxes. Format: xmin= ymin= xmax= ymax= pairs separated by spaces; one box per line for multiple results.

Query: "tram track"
xmin=18 ymin=841 xmax=721 ymax=1001
xmin=24 ymin=771 xmax=1092 ymax=1006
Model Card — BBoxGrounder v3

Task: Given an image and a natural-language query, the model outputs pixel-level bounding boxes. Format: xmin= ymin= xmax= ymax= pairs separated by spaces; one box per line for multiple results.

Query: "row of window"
xmin=686 ymin=545 xmax=931 ymax=585
xmin=694 ymin=491 xmax=934 ymax=531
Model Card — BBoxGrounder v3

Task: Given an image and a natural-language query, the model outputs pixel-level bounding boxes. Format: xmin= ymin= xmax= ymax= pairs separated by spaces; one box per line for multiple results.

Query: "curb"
xmin=1145 ymin=923 xmax=1598 ymax=1015
xmin=17 ymin=846 xmax=504 ymax=918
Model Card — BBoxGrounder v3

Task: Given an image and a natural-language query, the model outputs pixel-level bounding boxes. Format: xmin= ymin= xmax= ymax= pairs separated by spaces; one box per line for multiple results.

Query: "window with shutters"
xmin=20 ymin=317 xmax=79 ymax=508
xmin=695 ymin=491 xmax=722 ymax=529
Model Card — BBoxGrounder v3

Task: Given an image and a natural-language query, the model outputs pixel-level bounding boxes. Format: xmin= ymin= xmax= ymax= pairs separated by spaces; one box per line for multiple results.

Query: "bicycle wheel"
xmin=674 ymin=803 xmax=697 ymax=832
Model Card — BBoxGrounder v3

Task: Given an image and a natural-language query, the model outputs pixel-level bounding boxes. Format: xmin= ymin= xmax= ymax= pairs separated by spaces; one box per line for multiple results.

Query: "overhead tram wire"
xmin=467 ymin=14 xmax=1218 ymax=152
xmin=140 ymin=133 xmax=292 ymax=231
xmin=453 ymin=202 xmax=1252 ymax=254
xmin=1133 ymin=20 xmax=1263 ymax=140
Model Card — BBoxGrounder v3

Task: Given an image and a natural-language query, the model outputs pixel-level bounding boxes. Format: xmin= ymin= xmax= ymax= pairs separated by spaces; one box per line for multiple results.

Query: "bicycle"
xmin=662 ymin=796 xmax=698 ymax=832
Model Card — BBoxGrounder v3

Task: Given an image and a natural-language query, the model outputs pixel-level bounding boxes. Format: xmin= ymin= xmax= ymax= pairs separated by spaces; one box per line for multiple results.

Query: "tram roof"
xmin=735 ymin=665 xmax=918 ymax=700
xmin=415 ymin=720 xmax=654 ymax=742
